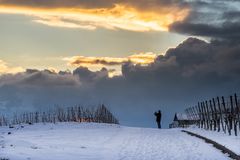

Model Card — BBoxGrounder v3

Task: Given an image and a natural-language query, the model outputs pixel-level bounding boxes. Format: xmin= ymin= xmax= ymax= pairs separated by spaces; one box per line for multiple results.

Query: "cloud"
xmin=0 ymin=0 xmax=187 ymax=10
xmin=64 ymin=53 xmax=158 ymax=76
xmin=169 ymin=0 xmax=240 ymax=41
xmin=2 ymin=0 xmax=239 ymax=38
xmin=73 ymin=67 xmax=108 ymax=82
xmin=0 ymin=59 xmax=24 ymax=74
xmin=64 ymin=53 xmax=157 ymax=67
xmin=170 ymin=21 xmax=240 ymax=42
xmin=33 ymin=17 xmax=96 ymax=30
xmin=0 ymin=1 xmax=189 ymax=31
xmin=0 ymin=69 xmax=81 ymax=87
xmin=64 ymin=56 xmax=126 ymax=66
xmin=1 ymin=37 xmax=240 ymax=127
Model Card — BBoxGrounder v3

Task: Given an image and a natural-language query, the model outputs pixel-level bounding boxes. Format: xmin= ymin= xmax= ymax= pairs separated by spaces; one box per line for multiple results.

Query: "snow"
xmin=186 ymin=126 xmax=240 ymax=155
xmin=176 ymin=113 xmax=189 ymax=120
xmin=0 ymin=123 xmax=231 ymax=160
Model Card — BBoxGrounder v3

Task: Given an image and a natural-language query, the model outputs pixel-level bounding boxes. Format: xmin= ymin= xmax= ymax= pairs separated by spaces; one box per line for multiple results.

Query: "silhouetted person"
xmin=154 ymin=110 xmax=162 ymax=129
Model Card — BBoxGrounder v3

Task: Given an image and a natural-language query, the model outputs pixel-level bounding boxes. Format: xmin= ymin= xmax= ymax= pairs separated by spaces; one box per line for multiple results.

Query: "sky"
xmin=0 ymin=0 xmax=240 ymax=128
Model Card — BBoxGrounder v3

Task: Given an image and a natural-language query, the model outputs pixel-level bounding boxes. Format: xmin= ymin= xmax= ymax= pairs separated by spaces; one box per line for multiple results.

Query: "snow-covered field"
xmin=186 ymin=126 xmax=240 ymax=155
xmin=0 ymin=123 xmax=233 ymax=160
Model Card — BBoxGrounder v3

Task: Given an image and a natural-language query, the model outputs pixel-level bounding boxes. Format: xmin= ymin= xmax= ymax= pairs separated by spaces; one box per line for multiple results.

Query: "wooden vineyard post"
xmin=202 ymin=102 xmax=208 ymax=130
xmin=205 ymin=101 xmax=211 ymax=130
xmin=202 ymin=102 xmax=207 ymax=129
xmin=222 ymin=96 xmax=231 ymax=135
xmin=198 ymin=103 xmax=202 ymax=128
xmin=234 ymin=94 xmax=240 ymax=131
xmin=213 ymin=98 xmax=220 ymax=132
xmin=230 ymin=96 xmax=234 ymax=133
xmin=209 ymin=100 xmax=216 ymax=131
xmin=201 ymin=102 xmax=205 ymax=129
xmin=181 ymin=94 xmax=239 ymax=136
xmin=194 ymin=106 xmax=200 ymax=127
xmin=191 ymin=106 xmax=198 ymax=126
xmin=217 ymin=97 xmax=225 ymax=133
xmin=230 ymin=95 xmax=238 ymax=136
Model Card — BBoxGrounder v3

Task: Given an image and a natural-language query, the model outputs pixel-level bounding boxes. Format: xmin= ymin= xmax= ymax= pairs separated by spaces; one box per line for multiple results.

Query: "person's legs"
xmin=157 ymin=121 xmax=160 ymax=128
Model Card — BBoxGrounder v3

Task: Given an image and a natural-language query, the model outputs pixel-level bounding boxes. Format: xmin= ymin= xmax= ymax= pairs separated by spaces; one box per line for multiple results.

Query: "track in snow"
xmin=0 ymin=123 xmax=231 ymax=160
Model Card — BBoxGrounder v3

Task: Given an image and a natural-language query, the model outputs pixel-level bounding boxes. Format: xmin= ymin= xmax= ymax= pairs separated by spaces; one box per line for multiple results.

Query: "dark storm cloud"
xmin=121 ymin=37 xmax=240 ymax=88
xmin=0 ymin=69 xmax=81 ymax=87
xmin=73 ymin=67 xmax=108 ymax=82
xmin=169 ymin=0 xmax=240 ymax=41
xmin=223 ymin=11 xmax=240 ymax=19
xmin=170 ymin=22 xmax=240 ymax=42
xmin=1 ymin=37 xmax=240 ymax=127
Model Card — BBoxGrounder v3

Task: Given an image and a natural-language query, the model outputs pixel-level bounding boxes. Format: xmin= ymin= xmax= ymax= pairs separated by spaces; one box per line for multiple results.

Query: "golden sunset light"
xmin=64 ymin=53 xmax=157 ymax=67
xmin=0 ymin=4 xmax=189 ymax=31
xmin=0 ymin=60 xmax=24 ymax=74
xmin=63 ymin=53 xmax=158 ymax=76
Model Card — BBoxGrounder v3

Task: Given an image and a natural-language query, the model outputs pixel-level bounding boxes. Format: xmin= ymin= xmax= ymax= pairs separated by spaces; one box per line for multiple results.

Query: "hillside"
xmin=0 ymin=123 xmax=233 ymax=160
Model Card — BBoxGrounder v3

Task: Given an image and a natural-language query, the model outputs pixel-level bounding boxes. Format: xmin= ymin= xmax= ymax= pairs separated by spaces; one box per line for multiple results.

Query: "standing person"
xmin=154 ymin=110 xmax=162 ymax=129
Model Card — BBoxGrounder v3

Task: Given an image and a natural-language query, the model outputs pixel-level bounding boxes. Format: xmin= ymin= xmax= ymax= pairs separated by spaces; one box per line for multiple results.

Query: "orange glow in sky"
xmin=0 ymin=4 xmax=189 ymax=31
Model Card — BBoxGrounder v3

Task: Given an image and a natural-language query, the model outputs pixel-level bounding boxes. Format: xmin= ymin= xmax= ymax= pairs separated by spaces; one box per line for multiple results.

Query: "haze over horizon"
xmin=0 ymin=0 xmax=240 ymax=128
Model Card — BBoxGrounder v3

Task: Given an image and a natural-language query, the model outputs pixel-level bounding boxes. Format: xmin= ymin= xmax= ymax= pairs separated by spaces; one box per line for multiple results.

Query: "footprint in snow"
xmin=30 ymin=146 xmax=39 ymax=149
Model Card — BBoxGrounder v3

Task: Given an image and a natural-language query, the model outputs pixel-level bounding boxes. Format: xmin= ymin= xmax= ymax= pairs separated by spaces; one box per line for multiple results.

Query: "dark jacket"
xmin=154 ymin=111 xmax=161 ymax=122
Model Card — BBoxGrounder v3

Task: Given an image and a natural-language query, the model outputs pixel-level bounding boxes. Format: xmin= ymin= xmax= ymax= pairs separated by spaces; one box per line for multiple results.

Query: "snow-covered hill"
xmin=0 ymin=123 xmax=232 ymax=160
